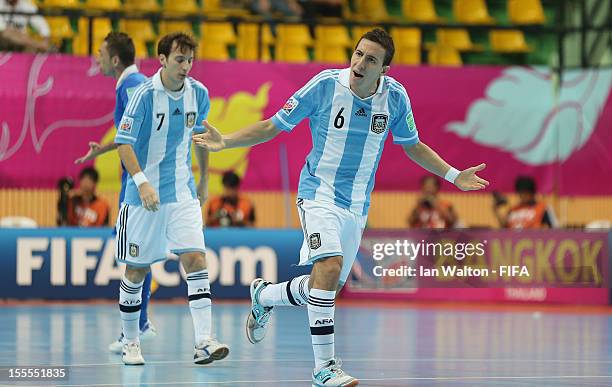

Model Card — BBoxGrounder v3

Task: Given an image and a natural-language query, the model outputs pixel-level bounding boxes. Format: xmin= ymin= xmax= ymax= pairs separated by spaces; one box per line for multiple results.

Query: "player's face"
xmin=97 ymin=42 xmax=114 ymax=77
xmin=350 ymin=39 xmax=389 ymax=94
xmin=79 ymin=176 xmax=96 ymax=195
xmin=160 ymin=42 xmax=194 ymax=88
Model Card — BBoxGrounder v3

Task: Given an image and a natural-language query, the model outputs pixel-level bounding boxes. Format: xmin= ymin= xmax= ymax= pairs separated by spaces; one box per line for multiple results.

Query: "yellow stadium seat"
xmin=40 ymin=0 xmax=81 ymax=8
xmin=490 ymin=30 xmax=532 ymax=53
xmin=45 ymin=16 xmax=74 ymax=40
xmin=390 ymin=27 xmax=421 ymax=65
xmin=401 ymin=0 xmax=444 ymax=23
xmin=434 ymin=29 xmax=483 ymax=51
xmin=315 ymin=25 xmax=351 ymax=47
xmin=159 ymin=21 xmax=195 ymax=36
xmin=84 ymin=0 xmax=122 ymax=11
xmin=201 ymin=22 xmax=236 ymax=45
xmin=353 ymin=0 xmax=390 ymax=21
xmin=119 ymin=19 xmax=156 ymax=41
xmin=198 ymin=41 xmax=230 ymax=61
xmin=73 ymin=18 xmax=113 ymax=56
xmin=314 ymin=44 xmax=348 ymax=64
xmin=123 ymin=0 xmax=160 ymax=13
xmin=390 ymin=27 xmax=421 ymax=49
xmin=237 ymin=23 xmax=273 ymax=61
xmin=132 ymin=38 xmax=149 ymax=58
xmin=508 ymin=0 xmax=546 ymax=24
xmin=164 ymin=0 xmax=200 ymax=15
xmin=202 ymin=0 xmax=250 ymax=17
xmin=276 ymin=44 xmax=310 ymax=63
xmin=453 ymin=0 xmax=495 ymax=24
xmin=428 ymin=45 xmax=462 ymax=66
xmin=276 ymin=24 xmax=313 ymax=46
xmin=395 ymin=47 xmax=421 ymax=65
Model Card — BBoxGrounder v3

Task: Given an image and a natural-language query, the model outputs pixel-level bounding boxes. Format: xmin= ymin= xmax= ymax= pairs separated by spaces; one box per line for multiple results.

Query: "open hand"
xmin=454 ymin=163 xmax=489 ymax=191
xmin=192 ymin=121 xmax=225 ymax=152
xmin=75 ymin=142 xmax=101 ymax=164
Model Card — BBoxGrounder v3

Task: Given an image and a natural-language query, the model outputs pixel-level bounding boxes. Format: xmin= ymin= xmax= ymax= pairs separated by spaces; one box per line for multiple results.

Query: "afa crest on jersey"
xmin=371 ymin=114 xmax=388 ymax=134
xmin=282 ymin=97 xmax=299 ymax=115
xmin=186 ymin=112 xmax=196 ymax=128
xmin=120 ymin=116 xmax=134 ymax=133
xmin=129 ymin=243 xmax=139 ymax=257
xmin=309 ymin=233 xmax=321 ymax=250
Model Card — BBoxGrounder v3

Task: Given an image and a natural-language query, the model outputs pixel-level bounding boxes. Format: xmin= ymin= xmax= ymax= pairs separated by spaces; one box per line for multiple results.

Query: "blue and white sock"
xmin=307 ymin=288 xmax=336 ymax=369
xmin=186 ymin=269 xmax=212 ymax=344
xmin=259 ymin=275 xmax=310 ymax=307
xmin=119 ymin=276 xmax=143 ymax=344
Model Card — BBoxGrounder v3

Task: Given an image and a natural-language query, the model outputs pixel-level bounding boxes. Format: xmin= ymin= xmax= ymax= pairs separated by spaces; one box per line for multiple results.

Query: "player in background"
xmin=74 ymin=32 xmax=158 ymax=353
xmin=114 ymin=32 xmax=228 ymax=366
xmin=193 ymin=28 xmax=488 ymax=386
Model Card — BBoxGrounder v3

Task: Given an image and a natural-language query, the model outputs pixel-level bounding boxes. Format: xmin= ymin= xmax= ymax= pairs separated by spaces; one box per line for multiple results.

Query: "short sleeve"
xmin=115 ymin=84 xmax=149 ymax=145
xmin=389 ymin=84 xmax=420 ymax=145
xmin=271 ymin=71 xmax=332 ymax=132
xmin=194 ymin=83 xmax=210 ymax=134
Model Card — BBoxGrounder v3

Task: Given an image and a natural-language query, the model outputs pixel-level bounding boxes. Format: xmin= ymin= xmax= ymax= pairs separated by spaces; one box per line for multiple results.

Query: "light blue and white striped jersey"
xmin=271 ymin=68 xmax=419 ymax=216
xmin=114 ymin=68 xmax=210 ymax=206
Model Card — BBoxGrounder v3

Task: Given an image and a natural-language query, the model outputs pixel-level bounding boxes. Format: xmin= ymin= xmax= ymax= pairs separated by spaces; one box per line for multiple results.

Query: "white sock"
xmin=186 ymin=269 xmax=212 ymax=344
xmin=119 ymin=276 xmax=144 ymax=344
xmin=259 ymin=275 xmax=310 ymax=307
xmin=307 ymin=288 xmax=336 ymax=369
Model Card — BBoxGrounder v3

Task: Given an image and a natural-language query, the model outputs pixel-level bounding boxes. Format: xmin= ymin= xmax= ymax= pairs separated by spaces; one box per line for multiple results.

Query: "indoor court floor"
xmin=0 ymin=302 xmax=611 ymax=386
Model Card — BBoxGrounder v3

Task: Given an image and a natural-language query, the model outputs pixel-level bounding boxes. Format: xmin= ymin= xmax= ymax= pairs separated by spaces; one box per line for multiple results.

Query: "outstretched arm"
xmin=75 ymin=142 xmax=119 ymax=164
xmin=402 ymin=142 xmax=489 ymax=191
xmin=192 ymin=119 xmax=282 ymax=152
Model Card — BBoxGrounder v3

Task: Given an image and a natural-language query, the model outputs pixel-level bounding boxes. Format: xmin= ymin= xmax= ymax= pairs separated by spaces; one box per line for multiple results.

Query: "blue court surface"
xmin=1 ymin=302 xmax=611 ymax=386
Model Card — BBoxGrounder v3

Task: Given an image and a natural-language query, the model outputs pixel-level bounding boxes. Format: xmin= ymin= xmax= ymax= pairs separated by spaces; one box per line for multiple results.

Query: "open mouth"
xmin=353 ymin=71 xmax=364 ymax=78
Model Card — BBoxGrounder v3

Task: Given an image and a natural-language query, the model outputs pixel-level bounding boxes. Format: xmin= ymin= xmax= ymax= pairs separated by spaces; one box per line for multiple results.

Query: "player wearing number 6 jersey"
xmin=193 ymin=28 xmax=488 ymax=386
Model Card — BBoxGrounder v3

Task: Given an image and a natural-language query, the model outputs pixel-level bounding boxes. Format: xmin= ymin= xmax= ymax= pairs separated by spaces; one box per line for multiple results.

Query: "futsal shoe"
xmin=245 ymin=278 xmax=274 ymax=344
xmin=312 ymin=359 xmax=358 ymax=387
xmin=109 ymin=320 xmax=157 ymax=354
xmin=193 ymin=338 xmax=230 ymax=364
xmin=122 ymin=342 xmax=145 ymax=365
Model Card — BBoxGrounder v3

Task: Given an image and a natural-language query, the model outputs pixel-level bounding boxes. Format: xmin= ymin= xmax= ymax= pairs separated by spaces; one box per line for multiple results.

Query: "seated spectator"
xmin=0 ymin=0 xmax=52 ymax=52
xmin=67 ymin=167 xmax=110 ymax=227
xmin=301 ymin=0 xmax=343 ymax=19
xmin=206 ymin=171 xmax=255 ymax=227
xmin=408 ymin=175 xmax=458 ymax=229
xmin=493 ymin=176 xmax=557 ymax=229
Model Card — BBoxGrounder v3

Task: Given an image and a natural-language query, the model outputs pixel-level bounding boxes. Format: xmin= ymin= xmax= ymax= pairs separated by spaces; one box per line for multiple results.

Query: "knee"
xmin=125 ymin=267 xmax=149 ymax=283
xmin=318 ymin=256 xmax=343 ymax=280
xmin=181 ymin=252 xmax=206 ymax=272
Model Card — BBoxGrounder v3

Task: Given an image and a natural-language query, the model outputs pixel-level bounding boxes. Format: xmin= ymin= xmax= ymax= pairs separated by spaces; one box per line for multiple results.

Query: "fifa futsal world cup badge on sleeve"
xmin=406 ymin=111 xmax=416 ymax=133
xmin=186 ymin=112 xmax=196 ymax=128
xmin=282 ymin=97 xmax=299 ymax=114
xmin=120 ymin=116 xmax=134 ymax=133
xmin=371 ymin=114 xmax=389 ymax=134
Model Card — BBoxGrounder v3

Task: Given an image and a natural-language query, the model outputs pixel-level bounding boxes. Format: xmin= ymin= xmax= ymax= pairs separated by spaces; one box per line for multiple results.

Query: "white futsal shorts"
xmin=114 ymin=199 xmax=205 ymax=267
xmin=296 ymin=198 xmax=367 ymax=285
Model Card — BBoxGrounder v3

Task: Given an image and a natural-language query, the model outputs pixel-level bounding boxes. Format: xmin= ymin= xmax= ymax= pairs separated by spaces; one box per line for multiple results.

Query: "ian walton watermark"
xmin=369 ymin=239 xmax=531 ymax=280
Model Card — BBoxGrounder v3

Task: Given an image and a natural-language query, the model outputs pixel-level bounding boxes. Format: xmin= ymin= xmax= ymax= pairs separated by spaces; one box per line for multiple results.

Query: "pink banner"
xmin=1 ymin=53 xmax=611 ymax=195
xmin=344 ymin=229 xmax=611 ymax=305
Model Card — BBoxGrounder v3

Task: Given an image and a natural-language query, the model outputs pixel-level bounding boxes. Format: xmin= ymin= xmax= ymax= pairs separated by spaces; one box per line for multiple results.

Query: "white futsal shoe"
xmin=312 ymin=359 xmax=358 ymax=387
xmin=246 ymin=278 xmax=274 ymax=344
xmin=193 ymin=338 xmax=230 ymax=364
xmin=122 ymin=342 xmax=145 ymax=365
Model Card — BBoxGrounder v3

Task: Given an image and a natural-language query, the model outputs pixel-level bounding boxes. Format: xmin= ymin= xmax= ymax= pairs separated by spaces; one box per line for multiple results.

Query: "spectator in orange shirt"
xmin=494 ymin=176 xmax=557 ymax=229
xmin=206 ymin=171 xmax=255 ymax=227
xmin=408 ymin=175 xmax=458 ymax=229
xmin=67 ymin=167 xmax=110 ymax=227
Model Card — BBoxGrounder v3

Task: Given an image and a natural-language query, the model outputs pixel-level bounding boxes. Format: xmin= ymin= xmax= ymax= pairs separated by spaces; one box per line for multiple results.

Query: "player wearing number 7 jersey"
xmin=193 ymin=28 xmax=488 ymax=386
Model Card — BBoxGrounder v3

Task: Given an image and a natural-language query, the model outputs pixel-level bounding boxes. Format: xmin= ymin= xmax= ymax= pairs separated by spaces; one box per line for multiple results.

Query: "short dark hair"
xmin=157 ymin=32 xmax=197 ymax=57
xmin=222 ymin=171 xmax=241 ymax=189
xmin=79 ymin=167 xmax=99 ymax=183
xmin=104 ymin=32 xmax=135 ymax=67
xmin=515 ymin=176 xmax=536 ymax=194
xmin=356 ymin=28 xmax=395 ymax=66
